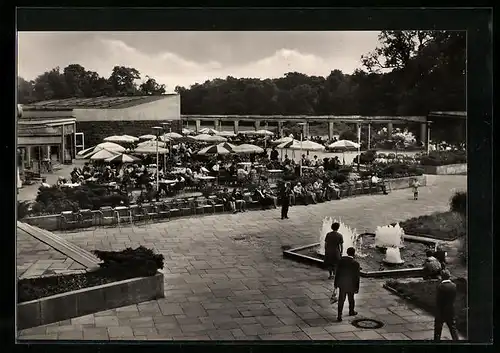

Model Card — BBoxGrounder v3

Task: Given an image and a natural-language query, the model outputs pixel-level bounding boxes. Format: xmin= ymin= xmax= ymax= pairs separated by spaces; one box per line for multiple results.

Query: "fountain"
xmin=384 ymin=247 xmax=404 ymax=264
xmin=317 ymin=217 xmax=364 ymax=257
xmin=374 ymin=223 xmax=405 ymax=249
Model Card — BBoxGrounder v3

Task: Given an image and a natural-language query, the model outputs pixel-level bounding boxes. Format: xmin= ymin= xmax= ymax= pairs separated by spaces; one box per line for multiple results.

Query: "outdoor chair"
xmin=98 ymin=206 xmax=117 ymax=227
xmin=60 ymin=211 xmax=79 ymax=231
xmin=180 ymin=198 xmax=195 ymax=217
xmin=115 ymin=206 xmax=133 ymax=227
xmin=194 ymin=197 xmax=211 ymax=215
xmin=155 ymin=202 xmax=171 ymax=220
xmin=130 ymin=204 xmax=148 ymax=224
xmin=143 ymin=203 xmax=159 ymax=223
xmin=79 ymin=209 xmax=96 ymax=229
xmin=167 ymin=200 xmax=181 ymax=218
xmin=208 ymin=195 xmax=225 ymax=213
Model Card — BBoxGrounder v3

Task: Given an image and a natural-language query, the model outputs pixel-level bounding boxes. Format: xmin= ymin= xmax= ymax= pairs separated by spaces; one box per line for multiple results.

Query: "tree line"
xmin=18 ymin=31 xmax=465 ymax=117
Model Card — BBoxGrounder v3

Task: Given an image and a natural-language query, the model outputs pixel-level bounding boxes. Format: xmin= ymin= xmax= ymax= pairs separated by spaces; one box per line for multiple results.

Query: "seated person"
xmin=70 ymin=167 xmax=81 ymax=183
xmin=264 ymin=187 xmax=278 ymax=208
xmin=56 ymin=176 xmax=67 ymax=186
xmin=40 ymin=177 xmax=51 ymax=188
xmin=313 ymin=179 xmax=325 ymax=202
xmin=253 ymin=187 xmax=274 ymax=210
xmin=220 ymin=187 xmax=236 ymax=213
xmin=371 ymin=174 xmax=388 ymax=194
xmin=434 ymin=246 xmax=447 ymax=270
xmin=422 ymin=249 xmax=442 ymax=279
xmin=325 ymin=179 xmax=341 ymax=200
xmin=305 ymin=183 xmax=317 ymax=204
xmin=293 ymin=182 xmax=306 ymax=205
xmin=232 ymin=187 xmax=247 ymax=212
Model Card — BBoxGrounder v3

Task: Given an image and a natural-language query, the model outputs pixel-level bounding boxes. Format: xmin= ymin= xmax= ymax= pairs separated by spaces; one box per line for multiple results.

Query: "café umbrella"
xmin=164 ymin=132 xmax=183 ymax=139
xmin=272 ymin=136 xmax=294 ymax=145
xmin=77 ymin=142 xmax=125 ymax=159
xmin=90 ymin=149 xmax=120 ymax=161
xmin=199 ymin=128 xmax=219 ymax=135
xmin=105 ymin=153 xmax=140 ymax=163
xmin=103 ymin=135 xmax=137 ymax=143
xmin=327 ymin=139 xmax=360 ymax=165
xmin=248 ymin=129 xmax=274 ymax=136
xmin=288 ymin=140 xmax=325 ymax=152
xmin=218 ymin=142 xmax=238 ymax=152
xmin=197 ymin=145 xmax=231 ymax=155
xmin=234 ymin=144 xmax=264 ymax=154
xmin=122 ymin=135 xmax=139 ymax=141
xmin=216 ymin=131 xmax=237 ymax=137
xmin=133 ymin=145 xmax=169 ymax=154
xmin=137 ymin=140 xmax=167 ymax=148
xmin=139 ymin=134 xmax=156 ymax=141
xmin=182 ymin=128 xmax=193 ymax=135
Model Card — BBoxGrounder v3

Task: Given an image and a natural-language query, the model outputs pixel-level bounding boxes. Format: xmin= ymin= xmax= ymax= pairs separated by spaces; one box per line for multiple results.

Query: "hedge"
xmin=420 ymin=151 xmax=467 ymax=166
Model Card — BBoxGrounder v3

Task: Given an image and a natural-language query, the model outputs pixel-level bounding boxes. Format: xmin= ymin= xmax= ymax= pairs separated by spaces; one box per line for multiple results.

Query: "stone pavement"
xmin=17 ymin=175 xmax=467 ymax=341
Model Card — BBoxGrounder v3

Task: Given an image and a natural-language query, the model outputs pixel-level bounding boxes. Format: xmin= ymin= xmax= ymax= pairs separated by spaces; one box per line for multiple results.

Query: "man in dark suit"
xmin=434 ymin=270 xmax=460 ymax=341
xmin=280 ymin=182 xmax=292 ymax=220
xmin=334 ymin=247 xmax=360 ymax=322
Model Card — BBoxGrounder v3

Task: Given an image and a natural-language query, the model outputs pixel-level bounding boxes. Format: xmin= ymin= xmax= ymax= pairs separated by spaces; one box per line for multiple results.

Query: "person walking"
xmin=412 ymin=178 xmax=420 ymax=200
xmin=334 ymin=247 xmax=360 ymax=322
xmin=280 ymin=182 xmax=292 ymax=219
xmin=325 ymin=222 xmax=344 ymax=303
xmin=434 ymin=270 xmax=460 ymax=341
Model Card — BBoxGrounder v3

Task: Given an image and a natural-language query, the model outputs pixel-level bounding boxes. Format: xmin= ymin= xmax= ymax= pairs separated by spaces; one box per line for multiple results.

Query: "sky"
xmin=17 ymin=31 xmax=380 ymax=91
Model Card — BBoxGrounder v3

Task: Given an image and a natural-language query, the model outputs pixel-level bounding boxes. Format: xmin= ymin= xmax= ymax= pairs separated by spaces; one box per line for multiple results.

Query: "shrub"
xmin=17 ymin=201 xmax=31 ymax=220
xmin=353 ymin=149 xmax=378 ymax=164
xmin=400 ymin=211 xmax=466 ymax=240
xmin=420 ymin=150 xmax=466 ymax=166
xmin=450 ymin=191 xmax=466 ymax=215
xmin=93 ymin=246 xmax=164 ymax=277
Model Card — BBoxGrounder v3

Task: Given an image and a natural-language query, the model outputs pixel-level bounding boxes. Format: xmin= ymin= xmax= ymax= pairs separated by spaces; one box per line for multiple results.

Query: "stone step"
xmin=17 ymin=222 xmax=101 ymax=269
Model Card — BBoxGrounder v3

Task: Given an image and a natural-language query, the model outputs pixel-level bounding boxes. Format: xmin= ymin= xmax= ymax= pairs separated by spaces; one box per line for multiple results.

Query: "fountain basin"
xmin=283 ymin=233 xmax=438 ymax=278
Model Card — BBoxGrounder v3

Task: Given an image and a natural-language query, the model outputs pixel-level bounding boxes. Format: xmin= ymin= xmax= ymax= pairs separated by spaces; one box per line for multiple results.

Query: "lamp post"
xmin=298 ymin=122 xmax=306 ymax=176
xmin=357 ymin=123 xmax=361 ymax=171
xmin=162 ymin=122 xmax=171 ymax=169
xmin=427 ymin=122 xmax=432 ymax=154
xmin=152 ymin=126 xmax=162 ymax=192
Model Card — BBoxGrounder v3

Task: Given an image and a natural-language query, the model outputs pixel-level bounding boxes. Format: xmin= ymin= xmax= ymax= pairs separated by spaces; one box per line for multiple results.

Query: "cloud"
xmin=18 ymin=34 xmax=366 ymax=91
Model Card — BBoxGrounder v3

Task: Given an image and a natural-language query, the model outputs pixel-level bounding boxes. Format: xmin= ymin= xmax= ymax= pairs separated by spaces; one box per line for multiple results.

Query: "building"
xmin=18 ymin=104 xmax=77 ymax=176
xmin=23 ymin=94 xmax=181 ymax=148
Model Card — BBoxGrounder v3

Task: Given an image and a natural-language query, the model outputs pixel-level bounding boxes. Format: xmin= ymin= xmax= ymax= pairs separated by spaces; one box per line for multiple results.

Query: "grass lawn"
xmin=386 ymin=278 xmax=467 ymax=337
xmin=399 ymin=211 xmax=465 ymax=241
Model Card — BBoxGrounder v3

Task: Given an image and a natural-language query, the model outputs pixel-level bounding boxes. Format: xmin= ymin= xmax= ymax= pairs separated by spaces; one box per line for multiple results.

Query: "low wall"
xmin=421 ymin=163 xmax=467 ymax=175
xmin=17 ymin=272 xmax=164 ymax=330
xmin=387 ymin=175 xmax=427 ymax=190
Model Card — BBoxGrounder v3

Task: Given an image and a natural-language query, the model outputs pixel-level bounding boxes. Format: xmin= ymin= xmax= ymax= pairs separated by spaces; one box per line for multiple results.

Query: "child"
xmin=412 ymin=178 xmax=420 ymax=200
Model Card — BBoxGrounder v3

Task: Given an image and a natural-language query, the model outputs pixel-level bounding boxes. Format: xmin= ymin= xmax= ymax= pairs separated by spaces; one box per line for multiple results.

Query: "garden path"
xmin=18 ymin=175 xmax=467 ymax=341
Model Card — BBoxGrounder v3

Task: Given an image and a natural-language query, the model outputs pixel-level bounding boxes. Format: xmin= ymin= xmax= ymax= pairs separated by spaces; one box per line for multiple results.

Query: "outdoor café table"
xmin=196 ymin=176 xmax=216 ymax=181
xmin=158 ymin=179 xmax=178 ymax=185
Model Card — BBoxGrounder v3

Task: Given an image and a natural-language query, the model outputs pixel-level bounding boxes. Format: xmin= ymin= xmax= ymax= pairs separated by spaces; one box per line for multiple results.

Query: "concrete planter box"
xmin=421 ymin=163 xmax=467 ymax=175
xmin=17 ymin=272 xmax=164 ymax=330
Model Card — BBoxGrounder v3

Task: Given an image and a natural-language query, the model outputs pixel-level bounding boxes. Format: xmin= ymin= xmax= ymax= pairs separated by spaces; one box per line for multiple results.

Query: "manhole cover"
xmin=351 ymin=318 xmax=384 ymax=329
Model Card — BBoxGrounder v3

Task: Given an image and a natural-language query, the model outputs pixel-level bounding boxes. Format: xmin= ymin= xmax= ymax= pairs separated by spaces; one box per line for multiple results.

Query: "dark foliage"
xmin=449 ymin=191 xmax=466 ymax=215
xmin=17 ymin=201 xmax=31 ymax=220
xmin=18 ymin=246 xmax=163 ymax=303
xmin=420 ymin=151 xmax=466 ymax=166
xmin=353 ymin=149 xmax=378 ymax=164
xmin=400 ymin=211 xmax=466 ymax=241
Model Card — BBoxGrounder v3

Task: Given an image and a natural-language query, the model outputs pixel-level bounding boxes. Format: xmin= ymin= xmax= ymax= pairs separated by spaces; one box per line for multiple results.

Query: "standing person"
xmin=325 ymin=222 xmax=344 ymax=284
xmin=434 ymin=270 xmax=460 ymax=341
xmin=280 ymin=182 xmax=292 ymax=220
xmin=334 ymin=247 xmax=360 ymax=322
xmin=412 ymin=178 xmax=421 ymax=200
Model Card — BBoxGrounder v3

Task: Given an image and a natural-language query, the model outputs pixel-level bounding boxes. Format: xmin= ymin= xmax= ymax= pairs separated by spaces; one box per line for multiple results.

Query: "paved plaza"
xmin=18 ymin=175 xmax=467 ymax=341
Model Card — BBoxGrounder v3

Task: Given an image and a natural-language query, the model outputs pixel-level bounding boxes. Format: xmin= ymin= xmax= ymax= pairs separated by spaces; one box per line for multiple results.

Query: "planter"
xmin=421 ymin=163 xmax=467 ymax=175
xmin=17 ymin=271 xmax=164 ymax=330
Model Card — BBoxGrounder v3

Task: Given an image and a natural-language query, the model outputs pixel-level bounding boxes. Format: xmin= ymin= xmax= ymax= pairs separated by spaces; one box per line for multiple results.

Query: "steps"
xmin=17 ymin=222 xmax=101 ymax=269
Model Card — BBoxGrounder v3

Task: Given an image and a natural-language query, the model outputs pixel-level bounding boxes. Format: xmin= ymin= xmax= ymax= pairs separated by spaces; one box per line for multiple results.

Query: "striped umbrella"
xmin=197 ymin=145 xmax=231 ymax=155
xmin=105 ymin=153 xmax=141 ymax=163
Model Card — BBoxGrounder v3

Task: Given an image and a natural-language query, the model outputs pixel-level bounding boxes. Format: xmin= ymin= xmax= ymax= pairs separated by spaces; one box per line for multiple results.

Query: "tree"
xmin=63 ymin=64 xmax=88 ymax=97
xmin=17 ymin=77 xmax=35 ymax=104
xmin=108 ymin=66 xmax=141 ymax=96
xmin=33 ymin=67 xmax=68 ymax=101
xmin=139 ymin=76 xmax=166 ymax=95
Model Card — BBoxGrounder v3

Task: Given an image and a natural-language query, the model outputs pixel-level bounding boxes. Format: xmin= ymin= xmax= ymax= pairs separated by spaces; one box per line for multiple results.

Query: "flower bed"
xmin=27 ymin=185 xmax=129 ymax=217
xmin=18 ymin=246 xmax=163 ymax=303
xmin=385 ymin=278 xmax=467 ymax=337
xmin=420 ymin=151 xmax=466 ymax=166
xmin=399 ymin=211 xmax=466 ymax=241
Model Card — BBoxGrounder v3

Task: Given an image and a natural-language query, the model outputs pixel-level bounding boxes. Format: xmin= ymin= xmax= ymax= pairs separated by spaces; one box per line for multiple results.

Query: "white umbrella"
xmin=234 ymin=144 xmax=264 ymax=154
xmin=277 ymin=139 xmax=300 ymax=149
xmin=158 ymin=135 xmax=172 ymax=142
xmin=104 ymin=135 xmax=136 ymax=143
xmin=182 ymin=128 xmax=193 ymax=135
xmin=328 ymin=139 xmax=360 ymax=165
xmin=164 ymin=132 xmax=183 ymax=139
xmin=246 ymin=129 xmax=274 ymax=136
xmin=206 ymin=135 xmax=227 ymax=143
xmin=122 ymin=134 xmax=139 ymax=141
xmin=90 ymin=149 xmax=120 ymax=161
xmin=216 ymin=131 xmax=237 ymax=137
xmin=199 ymin=128 xmax=219 ymax=135
xmin=139 ymin=134 xmax=157 ymax=140
xmin=77 ymin=142 xmax=125 ymax=159
xmin=137 ymin=140 xmax=167 ymax=148
xmin=105 ymin=153 xmax=141 ymax=163
xmin=197 ymin=145 xmax=231 ymax=155
xmin=288 ymin=140 xmax=325 ymax=152
xmin=133 ymin=145 xmax=169 ymax=154
xmin=272 ymin=136 xmax=294 ymax=145
xmin=218 ymin=142 xmax=238 ymax=152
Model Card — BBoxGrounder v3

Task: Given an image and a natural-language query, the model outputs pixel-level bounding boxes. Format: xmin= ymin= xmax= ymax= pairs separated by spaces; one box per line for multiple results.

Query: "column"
xmin=213 ymin=119 xmax=220 ymax=131
xmin=264 ymin=121 xmax=269 ymax=131
xmin=254 ymin=120 xmax=260 ymax=130
xmin=367 ymin=123 xmax=371 ymax=150
xmin=195 ymin=119 xmax=201 ymax=133
xmin=328 ymin=121 xmax=334 ymax=140
xmin=233 ymin=120 xmax=239 ymax=134
xmin=420 ymin=122 xmax=427 ymax=148
xmin=45 ymin=146 xmax=51 ymax=159
xmin=278 ymin=121 xmax=283 ymax=137
xmin=302 ymin=122 xmax=308 ymax=138
xmin=61 ymin=124 xmax=66 ymax=163
xmin=387 ymin=122 xmax=393 ymax=135
xmin=26 ymin=147 xmax=31 ymax=169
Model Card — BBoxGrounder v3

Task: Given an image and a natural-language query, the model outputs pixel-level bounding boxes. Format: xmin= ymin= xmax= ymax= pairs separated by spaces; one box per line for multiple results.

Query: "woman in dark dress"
xmin=324 ymin=222 xmax=344 ymax=280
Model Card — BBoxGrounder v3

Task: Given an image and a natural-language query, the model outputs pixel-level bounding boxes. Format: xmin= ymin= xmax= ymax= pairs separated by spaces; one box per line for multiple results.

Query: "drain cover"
xmin=351 ymin=318 xmax=384 ymax=329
